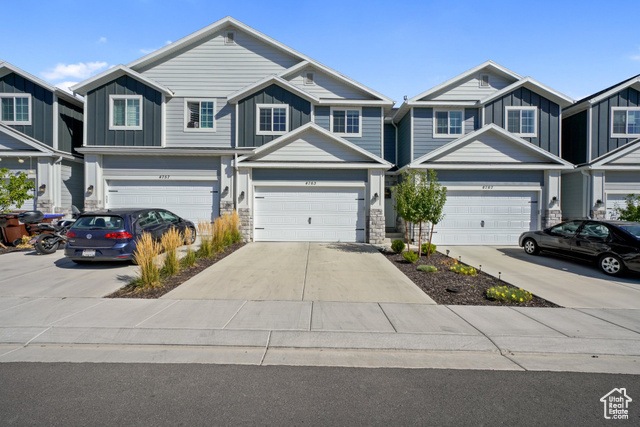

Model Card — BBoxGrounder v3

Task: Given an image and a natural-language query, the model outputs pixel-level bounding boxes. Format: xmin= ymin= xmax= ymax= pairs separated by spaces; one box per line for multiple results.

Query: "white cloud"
xmin=139 ymin=40 xmax=173 ymax=55
xmin=55 ymin=81 xmax=79 ymax=94
xmin=98 ymin=36 xmax=107 ymax=43
xmin=41 ymin=61 xmax=109 ymax=81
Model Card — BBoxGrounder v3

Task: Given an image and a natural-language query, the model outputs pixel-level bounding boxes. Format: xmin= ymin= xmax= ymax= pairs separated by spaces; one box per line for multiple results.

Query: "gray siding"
xmin=0 ymin=157 xmax=33 ymax=175
xmin=396 ymin=112 xmax=412 ymax=168
xmin=484 ymin=87 xmax=560 ymax=156
xmin=562 ymin=110 xmax=588 ymax=165
xmin=61 ymin=160 xmax=84 ymax=210
xmin=413 ymin=108 xmax=479 ymax=160
xmin=252 ymin=168 xmax=367 ymax=182
xmin=102 ymin=155 xmax=220 ymax=177
xmin=238 ymin=84 xmax=311 ymax=148
xmin=561 ymin=171 xmax=585 ymax=219
xmin=314 ymin=106 xmax=383 ymax=156
xmin=0 ymin=72 xmax=54 ymax=147
xmin=286 ymin=70 xmax=374 ymax=100
xmin=165 ymin=97 xmax=234 ymax=147
xmin=58 ymin=98 xmax=83 ymax=154
xmin=426 ymin=71 xmax=516 ymax=101
xmin=435 ymin=170 xmax=544 ymax=185
xmin=590 ymin=87 xmax=640 ymax=161
xmin=0 ymin=131 xmax=39 ymax=151
xmin=86 ymin=75 xmax=162 ymax=147
xmin=605 ymin=171 xmax=640 ymax=192
xmin=383 ymin=123 xmax=396 ymax=164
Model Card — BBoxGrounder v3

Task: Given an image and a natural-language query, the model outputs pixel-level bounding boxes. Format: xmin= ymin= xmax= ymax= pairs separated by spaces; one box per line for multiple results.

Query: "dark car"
xmin=64 ymin=209 xmax=196 ymax=263
xmin=518 ymin=220 xmax=640 ymax=276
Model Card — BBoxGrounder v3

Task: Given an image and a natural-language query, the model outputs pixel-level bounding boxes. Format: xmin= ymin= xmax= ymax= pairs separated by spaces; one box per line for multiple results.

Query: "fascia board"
xmin=227 ymin=75 xmax=319 ymax=104
xmin=237 ymin=162 xmax=390 ymax=169
xmin=479 ymin=77 xmax=574 ymax=107
xmin=590 ymin=77 xmax=640 ymax=104
xmin=589 ymin=137 xmax=640 ymax=167
xmin=70 ymin=65 xmax=173 ymax=96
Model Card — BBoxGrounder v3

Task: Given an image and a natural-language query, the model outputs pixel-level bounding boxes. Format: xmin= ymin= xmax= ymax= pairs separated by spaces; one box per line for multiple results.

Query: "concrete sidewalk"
xmin=1 ymin=297 xmax=639 ymax=373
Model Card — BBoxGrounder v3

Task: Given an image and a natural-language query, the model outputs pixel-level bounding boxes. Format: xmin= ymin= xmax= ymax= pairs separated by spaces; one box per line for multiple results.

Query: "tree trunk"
xmin=0 ymin=241 xmax=6 ymax=249
xmin=417 ymin=222 xmax=422 ymax=257
xmin=404 ymin=219 xmax=410 ymax=252
xmin=426 ymin=222 xmax=435 ymax=259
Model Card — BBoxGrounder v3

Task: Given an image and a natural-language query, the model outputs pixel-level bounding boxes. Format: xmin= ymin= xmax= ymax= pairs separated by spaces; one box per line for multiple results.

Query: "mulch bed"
xmin=383 ymin=250 xmax=559 ymax=307
xmin=106 ymin=242 xmax=245 ymax=299
xmin=0 ymin=245 xmax=26 ymax=255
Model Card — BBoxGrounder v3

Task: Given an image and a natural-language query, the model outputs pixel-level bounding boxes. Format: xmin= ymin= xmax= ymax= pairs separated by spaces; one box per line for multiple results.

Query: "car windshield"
xmin=73 ymin=215 xmax=125 ymax=230
xmin=619 ymin=225 xmax=640 ymax=239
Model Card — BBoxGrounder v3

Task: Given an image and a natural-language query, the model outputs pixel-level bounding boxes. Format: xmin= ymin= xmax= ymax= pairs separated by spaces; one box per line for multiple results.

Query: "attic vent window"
xmin=225 ymin=31 xmax=236 ymax=44
xmin=304 ymin=71 xmax=315 ymax=85
xmin=479 ymin=74 xmax=490 ymax=87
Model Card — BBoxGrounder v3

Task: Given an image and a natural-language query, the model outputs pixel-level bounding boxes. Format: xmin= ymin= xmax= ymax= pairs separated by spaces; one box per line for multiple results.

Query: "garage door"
xmin=430 ymin=190 xmax=538 ymax=245
xmin=106 ymin=180 xmax=219 ymax=224
xmin=254 ymin=186 xmax=365 ymax=242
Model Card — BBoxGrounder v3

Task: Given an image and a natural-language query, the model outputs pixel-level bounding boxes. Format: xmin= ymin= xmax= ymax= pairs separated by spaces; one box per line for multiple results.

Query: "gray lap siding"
xmin=314 ymin=106 xmax=382 ymax=157
xmin=86 ymin=75 xmax=162 ymax=146
xmin=413 ymin=107 xmax=479 ymax=160
xmin=237 ymin=84 xmax=311 ymax=148
xmin=484 ymin=87 xmax=560 ymax=156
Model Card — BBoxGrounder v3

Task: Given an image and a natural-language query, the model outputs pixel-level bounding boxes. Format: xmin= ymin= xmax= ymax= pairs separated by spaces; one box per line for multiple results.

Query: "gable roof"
xmin=0 ymin=123 xmax=75 ymax=159
xmin=565 ymin=74 xmax=640 ymax=115
xmin=0 ymin=61 xmax=83 ymax=107
xmin=227 ymin=75 xmax=319 ymax=104
xmin=70 ymin=65 xmax=173 ymax=96
xmin=409 ymin=124 xmax=573 ymax=169
xmin=589 ymin=137 xmax=640 ymax=168
xmin=237 ymin=122 xmax=391 ymax=168
xmin=479 ymin=77 xmax=574 ymax=108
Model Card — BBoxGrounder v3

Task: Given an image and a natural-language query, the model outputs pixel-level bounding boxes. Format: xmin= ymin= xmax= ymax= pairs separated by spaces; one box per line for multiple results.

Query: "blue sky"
xmin=3 ymin=0 xmax=640 ymax=102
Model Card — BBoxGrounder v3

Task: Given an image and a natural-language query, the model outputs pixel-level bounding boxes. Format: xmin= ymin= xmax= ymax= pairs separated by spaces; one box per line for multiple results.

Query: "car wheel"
xmin=188 ymin=227 xmax=197 ymax=244
xmin=599 ymin=254 xmax=624 ymax=276
xmin=523 ymin=238 xmax=540 ymax=255
xmin=35 ymin=235 xmax=59 ymax=254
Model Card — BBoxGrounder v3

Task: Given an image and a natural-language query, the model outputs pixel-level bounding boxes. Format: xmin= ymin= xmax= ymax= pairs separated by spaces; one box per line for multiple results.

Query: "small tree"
xmin=393 ymin=170 xmax=419 ymax=251
xmin=615 ymin=194 xmax=640 ymax=222
xmin=423 ymin=170 xmax=447 ymax=259
xmin=0 ymin=168 xmax=35 ymax=213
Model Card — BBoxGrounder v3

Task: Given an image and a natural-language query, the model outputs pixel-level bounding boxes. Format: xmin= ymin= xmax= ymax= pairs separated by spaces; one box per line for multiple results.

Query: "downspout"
xmin=580 ymin=169 xmax=591 ymax=219
xmin=233 ymin=152 xmax=238 ymax=212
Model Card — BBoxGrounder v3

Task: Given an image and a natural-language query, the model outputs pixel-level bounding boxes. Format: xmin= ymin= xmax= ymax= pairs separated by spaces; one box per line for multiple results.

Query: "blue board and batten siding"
xmin=383 ymin=123 xmax=396 ymax=164
xmin=412 ymin=108 xmax=479 ymax=160
xmin=484 ymin=87 xmax=560 ymax=156
xmin=86 ymin=75 xmax=162 ymax=146
xmin=58 ymin=98 xmax=83 ymax=154
xmin=0 ymin=72 xmax=54 ymax=147
xmin=396 ymin=113 xmax=412 ymax=168
xmin=561 ymin=110 xmax=588 ymax=165
xmin=238 ymin=84 xmax=311 ymax=148
xmin=314 ymin=106 xmax=382 ymax=157
xmin=590 ymin=87 xmax=640 ymax=160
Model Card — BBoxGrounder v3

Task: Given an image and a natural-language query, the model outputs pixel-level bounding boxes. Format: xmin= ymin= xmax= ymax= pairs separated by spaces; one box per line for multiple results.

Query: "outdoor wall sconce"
xmin=87 ymin=185 xmax=94 ymax=195
xmin=39 ymin=184 xmax=46 ymax=192
xmin=18 ymin=158 xmax=24 ymax=163
xmin=373 ymin=192 xmax=379 ymax=202
xmin=239 ymin=190 xmax=245 ymax=202
xmin=223 ymin=186 xmax=229 ymax=193
xmin=595 ymin=199 xmax=604 ymax=208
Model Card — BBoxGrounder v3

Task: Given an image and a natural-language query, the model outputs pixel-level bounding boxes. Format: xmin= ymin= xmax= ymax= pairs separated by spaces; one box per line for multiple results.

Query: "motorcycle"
xmin=26 ymin=206 xmax=81 ymax=255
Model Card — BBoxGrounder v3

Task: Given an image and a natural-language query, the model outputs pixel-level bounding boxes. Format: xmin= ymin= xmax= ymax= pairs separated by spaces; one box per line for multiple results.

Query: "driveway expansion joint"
xmin=506 ymin=306 xmax=572 ymax=338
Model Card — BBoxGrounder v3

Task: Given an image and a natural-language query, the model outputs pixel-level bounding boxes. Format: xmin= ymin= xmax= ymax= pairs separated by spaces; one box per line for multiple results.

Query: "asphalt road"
xmin=1 ymin=363 xmax=638 ymax=425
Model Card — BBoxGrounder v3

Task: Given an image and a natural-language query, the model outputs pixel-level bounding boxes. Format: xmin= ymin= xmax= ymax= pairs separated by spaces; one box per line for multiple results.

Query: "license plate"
xmin=82 ymin=249 xmax=96 ymax=257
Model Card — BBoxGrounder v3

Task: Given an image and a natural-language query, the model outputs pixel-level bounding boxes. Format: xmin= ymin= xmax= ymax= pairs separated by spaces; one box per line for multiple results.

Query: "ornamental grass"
xmin=161 ymin=227 xmax=183 ymax=276
xmin=133 ymin=232 xmax=162 ymax=288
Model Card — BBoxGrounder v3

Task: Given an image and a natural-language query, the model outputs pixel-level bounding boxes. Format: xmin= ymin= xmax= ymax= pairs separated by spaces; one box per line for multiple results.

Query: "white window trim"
xmin=432 ymin=109 xmax=465 ymax=138
xmin=611 ymin=107 xmax=640 ymax=138
xmin=256 ymin=103 xmax=289 ymax=136
xmin=109 ymin=95 xmax=143 ymax=131
xmin=304 ymin=71 xmax=315 ymax=85
xmin=0 ymin=93 xmax=32 ymax=125
xmin=505 ymin=106 xmax=537 ymax=137
xmin=225 ymin=31 xmax=236 ymax=45
xmin=330 ymin=106 xmax=362 ymax=137
xmin=183 ymin=98 xmax=216 ymax=132
xmin=479 ymin=74 xmax=491 ymax=88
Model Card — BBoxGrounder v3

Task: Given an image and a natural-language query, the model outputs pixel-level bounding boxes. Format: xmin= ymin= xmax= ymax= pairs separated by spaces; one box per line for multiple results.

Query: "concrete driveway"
xmin=0 ymin=250 xmax=137 ymax=298
xmin=163 ymin=242 xmax=434 ymax=304
xmin=440 ymin=246 xmax=640 ymax=309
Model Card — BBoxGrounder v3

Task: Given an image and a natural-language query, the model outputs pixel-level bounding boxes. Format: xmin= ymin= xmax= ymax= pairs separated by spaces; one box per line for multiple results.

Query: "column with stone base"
xmin=542 ymin=210 xmax=563 ymax=228
xmin=238 ymin=208 xmax=253 ymax=242
xmin=368 ymin=208 xmax=385 ymax=245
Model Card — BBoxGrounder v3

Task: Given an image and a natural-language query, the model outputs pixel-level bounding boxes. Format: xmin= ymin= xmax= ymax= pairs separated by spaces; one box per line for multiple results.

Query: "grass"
xmin=132 ymin=233 xmax=162 ymax=288
xmin=161 ymin=227 xmax=183 ymax=276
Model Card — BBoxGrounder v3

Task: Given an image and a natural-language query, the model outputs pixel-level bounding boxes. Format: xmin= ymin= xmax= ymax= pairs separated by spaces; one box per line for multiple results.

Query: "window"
xmin=578 ymin=222 xmax=610 ymax=240
xmin=109 ymin=95 xmax=142 ymax=130
xmin=479 ymin=74 xmax=490 ymax=88
xmin=331 ymin=107 xmax=361 ymax=136
xmin=137 ymin=211 xmax=161 ymax=228
xmin=185 ymin=99 xmax=215 ymax=131
xmin=0 ymin=94 xmax=31 ymax=125
xmin=225 ymin=31 xmax=236 ymax=44
xmin=434 ymin=110 xmax=464 ymax=137
xmin=505 ymin=106 xmax=537 ymax=136
xmin=549 ymin=220 xmax=582 ymax=237
xmin=157 ymin=210 xmax=181 ymax=224
xmin=611 ymin=107 xmax=640 ymax=137
xmin=72 ymin=215 xmax=125 ymax=230
xmin=256 ymin=104 xmax=288 ymax=135
xmin=304 ymin=71 xmax=315 ymax=85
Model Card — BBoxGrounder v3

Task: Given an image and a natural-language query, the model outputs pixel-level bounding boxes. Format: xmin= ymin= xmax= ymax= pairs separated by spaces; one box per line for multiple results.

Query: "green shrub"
xmin=402 ymin=250 xmax=419 ymax=263
xmin=449 ymin=264 xmax=477 ymax=277
xmin=421 ymin=243 xmax=437 ymax=256
xmin=391 ymin=239 xmax=405 ymax=254
xmin=417 ymin=265 xmax=437 ymax=272
xmin=486 ymin=285 xmax=533 ymax=303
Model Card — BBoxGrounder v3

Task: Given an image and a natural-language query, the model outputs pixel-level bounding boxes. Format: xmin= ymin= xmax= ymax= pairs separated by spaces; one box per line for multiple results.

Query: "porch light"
xmin=18 ymin=158 xmax=24 ymax=163
xmin=239 ymin=190 xmax=245 ymax=201
xmin=87 ymin=185 xmax=94 ymax=195
xmin=39 ymin=184 xmax=46 ymax=192
xmin=373 ymin=192 xmax=379 ymax=202
xmin=595 ymin=199 xmax=604 ymax=208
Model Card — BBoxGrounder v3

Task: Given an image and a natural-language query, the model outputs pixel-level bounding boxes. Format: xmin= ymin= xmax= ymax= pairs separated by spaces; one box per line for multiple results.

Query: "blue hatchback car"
xmin=64 ymin=209 xmax=196 ymax=263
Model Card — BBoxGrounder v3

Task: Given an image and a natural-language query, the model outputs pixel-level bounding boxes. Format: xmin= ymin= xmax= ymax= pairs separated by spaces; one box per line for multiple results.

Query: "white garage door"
xmin=254 ymin=186 xmax=365 ymax=242
xmin=430 ymin=190 xmax=538 ymax=245
xmin=107 ymin=180 xmax=219 ymax=224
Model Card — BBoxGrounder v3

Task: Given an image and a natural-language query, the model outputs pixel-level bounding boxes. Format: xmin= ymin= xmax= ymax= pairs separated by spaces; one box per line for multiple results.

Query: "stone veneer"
xmin=590 ymin=209 xmax=606 ymax=220
xmin=36 ymin=200 xmax=54 ymax=213
xmin=220 ymin=201 xmax=234 ymax=217
xmin=84 ymin=199 xmax=102 ymax=212
xmin=238 ymin=208 xmax=253 ymax=242
xmin=368 ymin=208 xmax=385 ymax=245
xmin=542 ymin=210 xmax=563 ymax=228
